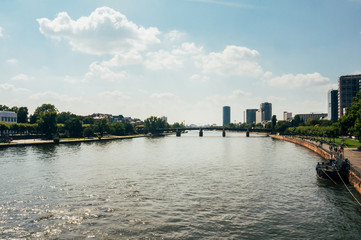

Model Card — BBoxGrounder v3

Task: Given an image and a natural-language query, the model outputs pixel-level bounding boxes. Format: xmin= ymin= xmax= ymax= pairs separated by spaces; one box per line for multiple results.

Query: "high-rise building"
xmin=283 ymin=112 xmax=292 ymax=121
xmin=260 ymin=102 xmax=272 ymax=122
xmin=338 ymin=74 xmax=361 ymax=118
xmin=223 ymin=106 xmax=231 ymax=126
xmin=245 ymin=109 xmax=257 ymax=124
xmin=328 ymin=89 xmax=338 ymax=122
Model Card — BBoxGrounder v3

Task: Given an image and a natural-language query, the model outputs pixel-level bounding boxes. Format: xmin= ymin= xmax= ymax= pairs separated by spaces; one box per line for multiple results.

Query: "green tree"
xmin=0 ymin=105 xmax=10 ymax=111
xmin=37 ymin=110 xmax=58 ymax=139
xmin=275 ymin=120 xmax=292 ymax=133
xmin=17 ymin=107 xmax=28 ymax=123
xmin=124 ymin=122 xmax=136 ymax=135
xmin=339 ymin=91 xmax=361 ymax=139
xmin=57 ymin=111 xmax=77 ymax=124
xmin=271 ymin=115 xmax=277 ymax=131
xmin=64 ymin=118 xmax=83 ymax=138
xmin=0 ymin=122 xmax=10 ymax=136
xmin=292 ymin=115 xmax=303 ymax=127
xmin=83 ymin=126 xmax=94 ymax=138
xmin=93 ymin=119 xmax=109 ymax=138
xmin=144 ymin=116 xmax=167 ymax=134
xmin=110 ymin=122 xmax=125 ymax=136
xmin=33 ymin=104 xmax=57 ymax=123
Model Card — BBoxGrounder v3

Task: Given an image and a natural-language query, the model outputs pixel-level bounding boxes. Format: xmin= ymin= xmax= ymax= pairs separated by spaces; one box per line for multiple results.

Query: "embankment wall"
xmin=270 ymin=135 xmax=361 ymax=195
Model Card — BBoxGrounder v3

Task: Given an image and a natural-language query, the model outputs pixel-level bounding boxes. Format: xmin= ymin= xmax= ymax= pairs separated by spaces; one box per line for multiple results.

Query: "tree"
xmin=275 ymin=120 xmax=292 ymax=133
xmin=57 ymin=111 xmax=77 ymax=124
xmin=144 ymin=116 xmax=167 ymax=134
xmin=33 ymin=104 xmax=57 ymax=122
xmin=0 ymin=105 xmax=10 ymax=111
xmin=17 ymin=107 xmax=28 ymax=123
xmin=37 ymin=110 xmax=58 ymax=139
xmin=339 ymin=91 xmax=361 ymax=140
xmin=271 ymin=115 xmax=277 ymax=131
xmin=0 ymin=122 xmax=9 ymax=136
xmin=292 ymin=115 xmax=303 ymax=127
xmin=110 ymin=122 xmax=125 ymax=136
xmin=93 ymin=119 xmax=109 ymax=138
xmin=124 ymin=122 xmax=136 ymax=135
xmin=64 ymin=118 xmax=83 ymax=138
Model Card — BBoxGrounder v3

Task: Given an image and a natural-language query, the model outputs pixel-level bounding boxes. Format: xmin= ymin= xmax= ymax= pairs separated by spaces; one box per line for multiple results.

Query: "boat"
xmin=316 ymin=158 xmax=350 ymax=184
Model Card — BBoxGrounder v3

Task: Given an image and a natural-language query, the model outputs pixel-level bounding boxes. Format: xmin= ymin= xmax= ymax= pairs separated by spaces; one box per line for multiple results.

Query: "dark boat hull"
xmin=316 ymin=166 xmax=349 ymax=183
xmin=316 ymin=158 xmax=350 ymax=184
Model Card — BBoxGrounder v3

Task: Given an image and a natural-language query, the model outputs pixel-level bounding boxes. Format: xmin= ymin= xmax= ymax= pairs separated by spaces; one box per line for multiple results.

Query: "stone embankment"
xmin=270 ymin=135 xmax=361 ymax=195
xmin=0 ymin=134 xmax=148 ymax=148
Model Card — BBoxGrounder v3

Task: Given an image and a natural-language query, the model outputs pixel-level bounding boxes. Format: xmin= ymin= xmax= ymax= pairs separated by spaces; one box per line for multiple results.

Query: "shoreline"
xmin=0 ymin=134 xmax=149 ymax=148
xmin=270 ymin=134 xmax=361 ymax=195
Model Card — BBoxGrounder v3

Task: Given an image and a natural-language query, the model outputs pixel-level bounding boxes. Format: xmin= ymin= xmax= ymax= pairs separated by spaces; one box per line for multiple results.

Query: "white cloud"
xmin=0 ymin=83 xmax=29 ymax=92
xmin=231 ymin=89 xmax=251 ymax=98
xmin=84 ymin=62 xmax=127 ymax=82
xmin=0 ymin=26 xmax=3 ymax=38
xmin=198 ymin=45 xmax=264 ymax=77
xmin=164 ymin=30 xmax=186 ymax=42
xmin=11 ymin=73 xmax=31 ymax=81
xmin=98 ymin=90 xmax=130 ymax=100
xmin=37 ymin=7 xmax=161 ymax=55
xmin=145 ymin=50 xmax=183 ymax=70
xmin=102 ymin=52 xmax=143 ymax=67
xmin=266 ymin=72 xmax=330 ymax=89
xmin=172 ymin=42 xmax=203 ymax=56
xmin=29 ymin=91 xmax=83 ymax=103
xmin=151 ymin=92 xmax=176 ymax=99
xmin=189 ymin=74 xmax=209 ymax=82
xmin=7 ymin=59 xmax=18 ymax=65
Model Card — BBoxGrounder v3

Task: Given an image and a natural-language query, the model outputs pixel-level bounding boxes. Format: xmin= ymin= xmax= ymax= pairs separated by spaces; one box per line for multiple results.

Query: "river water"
xmin=1 ymin=131 xmax=361 ymax=239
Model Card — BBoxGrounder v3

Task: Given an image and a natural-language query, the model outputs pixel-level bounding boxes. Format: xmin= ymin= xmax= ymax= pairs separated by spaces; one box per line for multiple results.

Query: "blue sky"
xmin=1 ymin=0 xmax=360 ymax=125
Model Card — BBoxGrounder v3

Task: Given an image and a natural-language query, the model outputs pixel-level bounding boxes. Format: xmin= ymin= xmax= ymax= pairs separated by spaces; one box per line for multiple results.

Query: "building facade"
xmin=245 ymin=109 xmax=257 ymax=124
xmin=0 ymin=111 xmax=17 ymax=123
xmin=338 ymin=74 xmax=361 ymax=118
xmin=328 ymin=89 xmax=338 ymax=122
xmin=295 ymin=113 xmax=328 ymax=123
xmin=223 ymin=106 xmax=231 ymax=126
xmin=260 ymin=102 xmax=272 ymax=122
xmin=0 ymin=111 xmax=18 ymax=135
xmin=283 ymin=111 xmax=292 ymax=121
xmin=255 ymin=102 xmax=272 ymax=124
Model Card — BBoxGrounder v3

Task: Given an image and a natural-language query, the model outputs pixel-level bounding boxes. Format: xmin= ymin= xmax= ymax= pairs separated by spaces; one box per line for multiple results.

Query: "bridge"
xmin=156 ymin=126 xmax=271 ymax=137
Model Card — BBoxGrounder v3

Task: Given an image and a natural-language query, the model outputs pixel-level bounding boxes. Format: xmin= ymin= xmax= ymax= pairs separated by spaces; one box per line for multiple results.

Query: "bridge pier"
xmin=222 ymin=129 xmax=226 ymax=137
xmin=199 ymin=129 xmax=203 ymax=137
xmin=176 ymin=129 xmax=181 ymax=137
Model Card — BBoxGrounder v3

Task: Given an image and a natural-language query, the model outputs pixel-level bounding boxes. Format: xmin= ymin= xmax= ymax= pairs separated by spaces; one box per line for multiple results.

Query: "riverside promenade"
xmin=270 ymin=135 xmax=361 ymax=195
xmin=0 ymin=134 xmax=148 ymax=148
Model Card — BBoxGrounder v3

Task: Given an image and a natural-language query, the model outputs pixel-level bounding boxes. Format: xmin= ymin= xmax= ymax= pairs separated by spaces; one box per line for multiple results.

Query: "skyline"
xmin=1 ymin=0 xmax=361 ymax=125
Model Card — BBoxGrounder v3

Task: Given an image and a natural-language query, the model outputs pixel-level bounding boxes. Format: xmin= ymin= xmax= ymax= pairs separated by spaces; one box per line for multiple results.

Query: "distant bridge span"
xmin=156 ymin=126 xmax=271 ymax=137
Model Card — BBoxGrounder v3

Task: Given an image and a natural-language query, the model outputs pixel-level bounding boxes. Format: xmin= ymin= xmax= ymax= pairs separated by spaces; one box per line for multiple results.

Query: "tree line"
xmin=0 ymin=103 xmax=185 ymax=139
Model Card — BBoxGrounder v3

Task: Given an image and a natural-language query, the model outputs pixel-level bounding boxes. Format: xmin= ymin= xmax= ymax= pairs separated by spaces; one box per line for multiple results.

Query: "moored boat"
xmin=316 ymin=158 xmax=350 ymax=184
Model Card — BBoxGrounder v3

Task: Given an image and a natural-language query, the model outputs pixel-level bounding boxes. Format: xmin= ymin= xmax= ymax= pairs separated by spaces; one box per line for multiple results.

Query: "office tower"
xmin=223 ymin=106 xmax=231 ymax=126
xmin=245 ymin=109 xmax=257 ymax=124
xmin=328 ymin=90 xmax=338 ymax=122
xmin=260 ymin=102 xmax=272 ymax=122
xmin=338 ymin=74 xmax=361 ymax=118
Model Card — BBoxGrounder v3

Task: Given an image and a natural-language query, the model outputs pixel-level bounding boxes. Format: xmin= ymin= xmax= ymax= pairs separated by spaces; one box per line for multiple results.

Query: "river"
xmin=1 ymin=131 xmax=361 ymax=239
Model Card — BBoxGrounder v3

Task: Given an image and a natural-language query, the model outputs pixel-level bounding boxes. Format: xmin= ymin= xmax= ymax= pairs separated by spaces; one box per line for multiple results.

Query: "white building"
xmin=0 ymin=111 xmax=17 ymax=123
xmin=0 ymin=111 xmax=18 ymax=135
xmin=283 ymin=111 xmax=293 ymax=121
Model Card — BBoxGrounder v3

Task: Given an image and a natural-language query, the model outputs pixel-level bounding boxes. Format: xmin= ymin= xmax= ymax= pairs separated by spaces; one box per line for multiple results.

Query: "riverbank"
xmin=0 ymin=134 xmax=150 ymax=148
xmin=270 ymin=134 xmax=361 ymax=195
